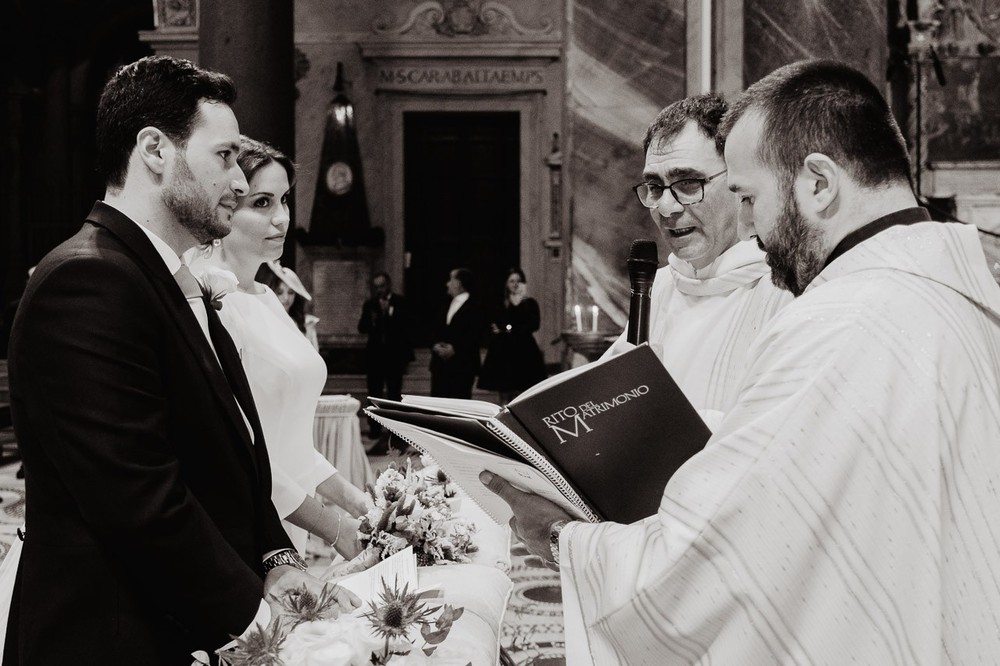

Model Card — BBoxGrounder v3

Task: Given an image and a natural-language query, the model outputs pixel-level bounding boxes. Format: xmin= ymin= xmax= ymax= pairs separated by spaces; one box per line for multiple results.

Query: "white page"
xmin=397 ymin=395 xmax=502 ymax=419
xmin=369 ymin=413 xmax=591 ymax=524
xmin=337 ymin=546 xmax=419 ymax=603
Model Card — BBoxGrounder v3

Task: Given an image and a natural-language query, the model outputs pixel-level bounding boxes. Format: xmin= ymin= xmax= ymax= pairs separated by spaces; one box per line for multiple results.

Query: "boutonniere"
xmin=196 ymin=267 xmax=239 ymax=310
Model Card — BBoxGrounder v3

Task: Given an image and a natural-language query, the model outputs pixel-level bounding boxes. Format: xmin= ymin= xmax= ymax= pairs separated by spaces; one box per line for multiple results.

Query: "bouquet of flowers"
xmin=360 ymin=461 xmax=477 ymax=566
xmin=219 ymin=580 xmax=468 ymax=666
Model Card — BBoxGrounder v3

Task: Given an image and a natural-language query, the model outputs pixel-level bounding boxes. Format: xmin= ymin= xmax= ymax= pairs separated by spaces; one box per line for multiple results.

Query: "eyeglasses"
xmin=632 ymin=169 xmax=728 ymax=208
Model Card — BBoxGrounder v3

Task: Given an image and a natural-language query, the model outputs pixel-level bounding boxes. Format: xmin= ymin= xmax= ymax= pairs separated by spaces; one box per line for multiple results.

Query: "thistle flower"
xmin=276 ymin=583 xmax=348 ymax=628
xmin=363 ymin=580 xmax=438 ymax=643
xmin=217 ymin=621 xmax=284 ymax=666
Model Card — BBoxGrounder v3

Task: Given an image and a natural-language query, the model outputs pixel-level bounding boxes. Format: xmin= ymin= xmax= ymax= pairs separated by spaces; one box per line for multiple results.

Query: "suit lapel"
xmin=85 ymin=203 xmax=258 ymax=467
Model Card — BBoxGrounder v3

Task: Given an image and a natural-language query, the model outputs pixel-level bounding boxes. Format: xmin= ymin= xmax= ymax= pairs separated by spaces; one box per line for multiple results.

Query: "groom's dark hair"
xmin=96 ymin=55 xmax=236 ymax=190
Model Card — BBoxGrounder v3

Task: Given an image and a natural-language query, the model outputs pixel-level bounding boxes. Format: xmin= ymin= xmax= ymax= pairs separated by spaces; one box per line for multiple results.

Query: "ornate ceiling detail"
xmin=372 ymin=0 xmax=554 ymax=38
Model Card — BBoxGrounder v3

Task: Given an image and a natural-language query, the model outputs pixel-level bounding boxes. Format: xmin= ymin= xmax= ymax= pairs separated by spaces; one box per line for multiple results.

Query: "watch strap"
xmin=262 ymin=548 xmax=307 ymax=575
xmin=549 ymin=519 xmax=569 ymax=566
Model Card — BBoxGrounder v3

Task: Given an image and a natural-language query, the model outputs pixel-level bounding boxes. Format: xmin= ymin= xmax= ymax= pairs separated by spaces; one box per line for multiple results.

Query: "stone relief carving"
xmin=154 ymin=0 xmax=198 ymax=29
xmin=372 ymin=0 xmax=553 ymax=37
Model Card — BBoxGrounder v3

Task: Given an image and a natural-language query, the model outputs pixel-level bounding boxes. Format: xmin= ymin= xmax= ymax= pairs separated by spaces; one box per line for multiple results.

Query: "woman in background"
xmin=259 ymin=260 xmax=320 ymax=351
xmin=189 ymin=136 xmax=370 ymax=557
xmin=478 ymin=267 xmax=547 ymax=404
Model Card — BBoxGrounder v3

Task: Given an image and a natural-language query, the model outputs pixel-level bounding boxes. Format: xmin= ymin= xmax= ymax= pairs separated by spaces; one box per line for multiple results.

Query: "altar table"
xmin=317 ymin=480 xmax=514 ymax=665
xmin=313 ymin=394 xmax=375 ymax=489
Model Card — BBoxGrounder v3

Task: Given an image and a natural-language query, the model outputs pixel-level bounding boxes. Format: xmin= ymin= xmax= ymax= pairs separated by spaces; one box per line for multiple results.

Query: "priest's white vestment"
xmin=562 ymin=221 xmax=1000 ymax=665
xmin=602 ymin=240 xmax=790 ymax=419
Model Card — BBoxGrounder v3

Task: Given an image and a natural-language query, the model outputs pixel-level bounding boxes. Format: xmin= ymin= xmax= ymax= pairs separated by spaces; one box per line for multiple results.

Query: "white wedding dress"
xmin=0 ymin=530 xmax=22 ymax=660
xmin=218 ymin=286 xmax=337 ymax=555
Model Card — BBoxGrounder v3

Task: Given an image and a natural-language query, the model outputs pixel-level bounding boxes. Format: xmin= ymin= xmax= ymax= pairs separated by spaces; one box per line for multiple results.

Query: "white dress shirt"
xmin=446 ymin=291 xmax=470 ymax=325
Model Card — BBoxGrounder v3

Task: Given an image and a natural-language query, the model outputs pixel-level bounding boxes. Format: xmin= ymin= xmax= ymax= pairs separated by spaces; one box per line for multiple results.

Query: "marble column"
xmin=743 ymin=0 xmax=887 ymax=87
xmin=200 ymin=0 xmax=297 ymax=264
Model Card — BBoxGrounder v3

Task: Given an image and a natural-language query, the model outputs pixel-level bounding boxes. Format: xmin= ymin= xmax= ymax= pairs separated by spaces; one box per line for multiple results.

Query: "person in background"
xmin=358 ymin=271 xmax=413 ymax=449
xmin=189 ymin=135 xmax=371 ymax=559
xmin=477 ymin=267 xmax=547 ymax=404
xmin=602 ymin=93 xmax=790 ymax=425
xmin=430 ymin=267 xmax=483 ymax=399
xmin=484 ymin=59 xmax=1000 ymax=664
xmin=5 ymin=55 xmax=352 ymax=665
xmin=260 ymin=260 xmax=320 ymax=350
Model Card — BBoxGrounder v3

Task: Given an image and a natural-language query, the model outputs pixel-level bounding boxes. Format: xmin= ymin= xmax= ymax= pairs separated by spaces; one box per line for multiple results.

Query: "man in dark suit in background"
xmin=430 ymin=267 xmax=483 ymax=399
xmin=5 ymin=55 xmax=353 ymax=665
xmin=358 ymin=271 xmax=413 ymax=445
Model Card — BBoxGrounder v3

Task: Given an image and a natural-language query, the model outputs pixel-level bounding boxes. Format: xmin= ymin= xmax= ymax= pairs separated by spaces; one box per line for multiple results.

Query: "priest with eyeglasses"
xmin=605 ymin=92 xmax=791 ymax=427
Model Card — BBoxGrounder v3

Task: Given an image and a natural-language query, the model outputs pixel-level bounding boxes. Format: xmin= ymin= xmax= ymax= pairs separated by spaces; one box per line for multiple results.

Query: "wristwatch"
xmin=549 ymin=520 xmax=569 ymax=567
xmin=262 ymin=548 xmax=307 ymax=575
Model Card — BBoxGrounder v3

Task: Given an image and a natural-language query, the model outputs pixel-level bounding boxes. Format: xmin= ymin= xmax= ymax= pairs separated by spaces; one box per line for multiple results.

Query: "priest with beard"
xmin=603 ymin=93 xmax=791 ymax=425
xmin=482 ymin=60 xmax=1000 ymax=664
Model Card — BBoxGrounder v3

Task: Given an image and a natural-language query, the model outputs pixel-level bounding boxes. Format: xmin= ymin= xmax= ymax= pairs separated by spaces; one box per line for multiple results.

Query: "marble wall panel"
xmin=566 ymin=0 xmax=686 ymax=334
xmin=744 ymin=0 xmax=887 ymax=87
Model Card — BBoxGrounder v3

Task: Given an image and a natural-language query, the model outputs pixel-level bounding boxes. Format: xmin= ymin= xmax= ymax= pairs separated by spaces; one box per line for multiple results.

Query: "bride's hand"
xmin=330 ymin=516 xmax=364 ymax=560
xmin=344 ymin=485 xmax=374 ymax=518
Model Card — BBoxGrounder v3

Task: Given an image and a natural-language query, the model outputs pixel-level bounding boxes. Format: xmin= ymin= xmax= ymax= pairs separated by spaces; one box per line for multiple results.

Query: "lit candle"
xmin=591 ymin=305 xmax=598 ymax=332
xmin=574 ymin=304 xmax=582 ymax=332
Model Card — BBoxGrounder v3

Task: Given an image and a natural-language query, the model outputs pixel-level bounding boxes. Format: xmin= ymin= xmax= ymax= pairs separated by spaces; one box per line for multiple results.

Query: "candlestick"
xmin=591 ymin=305 xmax=598 ymax=332
xmin=574 ymin=304 xmax=582 ymax=332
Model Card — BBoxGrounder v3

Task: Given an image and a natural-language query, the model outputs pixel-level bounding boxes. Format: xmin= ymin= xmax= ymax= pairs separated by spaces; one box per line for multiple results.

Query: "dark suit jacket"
xmin=357 ymin=293 xmax=414 ymax=366
xmin=430 ymin=297 xmax=483 ymax=386
xmin=5 ymin=202 xmax=292 ymax=665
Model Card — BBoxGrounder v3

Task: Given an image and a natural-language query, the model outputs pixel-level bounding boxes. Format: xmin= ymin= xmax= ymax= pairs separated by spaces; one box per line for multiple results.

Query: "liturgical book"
xmin=366 ymin=344 xmax=711 ymax=525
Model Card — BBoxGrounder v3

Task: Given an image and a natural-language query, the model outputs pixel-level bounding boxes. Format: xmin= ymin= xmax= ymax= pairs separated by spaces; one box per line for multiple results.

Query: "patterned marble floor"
xmin=501 ymin=543 xmax=567 ymax=665
xmin=0 ymin=463 xmax=24 ymax=561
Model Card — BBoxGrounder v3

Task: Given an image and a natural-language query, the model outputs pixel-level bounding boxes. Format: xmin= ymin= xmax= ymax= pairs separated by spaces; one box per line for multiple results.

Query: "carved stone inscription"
xmin=377 ymin=66 xmax=545 ymax=90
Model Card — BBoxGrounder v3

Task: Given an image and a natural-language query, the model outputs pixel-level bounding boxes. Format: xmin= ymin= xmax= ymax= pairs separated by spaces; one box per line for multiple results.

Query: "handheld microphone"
xmin=626 ymin=239 xmax=658 ymax=345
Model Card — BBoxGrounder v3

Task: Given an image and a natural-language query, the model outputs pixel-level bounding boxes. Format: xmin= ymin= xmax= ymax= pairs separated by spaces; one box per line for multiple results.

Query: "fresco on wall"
xmin=566 ymin=0 xmax=686 ymax=334
xmin=744 ymin=0 xmax=886 ymax=87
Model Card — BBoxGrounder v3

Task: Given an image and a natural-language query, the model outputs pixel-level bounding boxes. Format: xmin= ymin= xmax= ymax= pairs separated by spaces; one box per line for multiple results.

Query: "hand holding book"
xmin=479 ymin=470 xmax=574 ymax=566
xmin=366 ymin=345 xmax=711 ymax=527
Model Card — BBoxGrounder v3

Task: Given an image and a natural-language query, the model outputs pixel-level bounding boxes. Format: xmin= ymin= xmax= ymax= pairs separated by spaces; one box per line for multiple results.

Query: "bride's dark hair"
xmin=237 ymin=135 xmax=297 ymax=187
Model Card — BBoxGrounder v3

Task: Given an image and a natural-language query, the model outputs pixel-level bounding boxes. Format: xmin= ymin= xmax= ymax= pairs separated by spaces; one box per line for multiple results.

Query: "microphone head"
xmin=627 ymin=239 xmax=658 ymax=283
xmin=627 ymin=239 xmax=658 ymax=265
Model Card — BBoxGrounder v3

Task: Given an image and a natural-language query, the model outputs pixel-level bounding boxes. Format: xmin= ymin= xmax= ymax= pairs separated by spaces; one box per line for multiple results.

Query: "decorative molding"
xmin=152 ymin=0 xmax=198 ymax=31
xmin=359 ymin=41 xmax=561 ymax=59
xmin=372 ymin=0 xmax=554 ymax=38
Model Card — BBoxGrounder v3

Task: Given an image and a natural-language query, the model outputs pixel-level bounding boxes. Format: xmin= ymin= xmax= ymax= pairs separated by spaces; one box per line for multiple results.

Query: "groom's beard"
xmin=762 ymin=191 xmax=826 ymax=297
xmin=162 ymin=154 xmax=230 ymax=245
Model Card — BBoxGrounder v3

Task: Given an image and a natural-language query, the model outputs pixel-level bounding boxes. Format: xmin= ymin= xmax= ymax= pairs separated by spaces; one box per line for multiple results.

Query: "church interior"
xmin=4 ymin=0 xmax=999 ymax=377
xmin=1 ymin=0 xmax=999 ymax=662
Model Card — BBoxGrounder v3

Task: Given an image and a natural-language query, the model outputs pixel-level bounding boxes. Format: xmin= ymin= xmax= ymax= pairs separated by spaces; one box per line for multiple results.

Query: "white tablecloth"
xmin=415 ymin=473 xmax=513 ymax=664
xmin=313 ymin=395 xmax=375 ymax=490
xmin=319 ymin=478 xmax=513 ymax=665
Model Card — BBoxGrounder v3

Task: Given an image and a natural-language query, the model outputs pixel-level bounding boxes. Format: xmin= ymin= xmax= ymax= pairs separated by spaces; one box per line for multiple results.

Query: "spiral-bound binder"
xmin=367 ymin=344 xmax=710 ymax=525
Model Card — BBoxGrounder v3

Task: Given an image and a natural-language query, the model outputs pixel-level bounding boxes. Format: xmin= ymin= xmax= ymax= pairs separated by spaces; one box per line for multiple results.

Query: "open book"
xmin=366 ymin=344 xmax=711 ymax=525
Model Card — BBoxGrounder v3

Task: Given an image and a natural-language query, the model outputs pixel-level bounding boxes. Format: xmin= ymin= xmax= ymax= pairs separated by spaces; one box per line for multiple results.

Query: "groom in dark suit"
xmin=5 ymin=56 xmax=353 ymax=665
xmin=430 ymin=267 xmax=483 ymax=399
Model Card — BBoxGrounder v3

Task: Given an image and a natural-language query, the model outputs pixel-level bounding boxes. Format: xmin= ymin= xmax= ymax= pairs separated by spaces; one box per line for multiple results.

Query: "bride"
xmin=189 ymin=136 xmax=371 ymax=558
